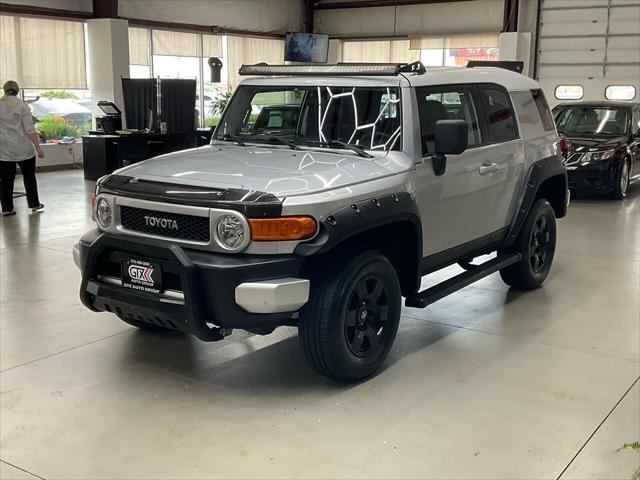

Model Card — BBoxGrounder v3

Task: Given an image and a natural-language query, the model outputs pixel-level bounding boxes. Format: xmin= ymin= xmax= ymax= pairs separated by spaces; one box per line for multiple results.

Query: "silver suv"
xmin=75 ymin=62 xmax=568 ymax=382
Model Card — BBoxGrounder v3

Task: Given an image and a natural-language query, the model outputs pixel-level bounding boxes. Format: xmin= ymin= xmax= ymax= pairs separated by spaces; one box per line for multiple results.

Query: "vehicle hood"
xmin=118 ymin=144 xmax=404 ymax=197
xmin=562 ymin=134 xmax=627 ymax=152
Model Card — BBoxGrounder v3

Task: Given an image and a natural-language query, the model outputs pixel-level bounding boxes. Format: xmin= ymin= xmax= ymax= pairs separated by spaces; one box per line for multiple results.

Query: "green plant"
xmin=617 ymin=441 xmax=640 ymax=480
xmin=36 ymin=115 xmax=81 ymax=140
xmin=209 ymin=90 xmax=233 ymax=117
xmin=39 ymin=90 xmax=77 ymax=99
xmin=204 ymin=116 xmax=221 ymax=127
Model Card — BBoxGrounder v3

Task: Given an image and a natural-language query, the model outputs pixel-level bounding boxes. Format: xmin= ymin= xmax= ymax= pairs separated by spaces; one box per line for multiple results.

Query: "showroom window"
xmin=342 ymin=39 xmax=420 ymax=64
xmin=128 ymin=26 xmax=233 ymax=127
xmin=1 ymin=14 xmax=92 ymax=140
xmin=555 ymin=85 xmax=584 ymax=101
xmin=605 ymin=85 xmax=636 ymax=101
xmin=342 ymin=34 xmax=498 ymax=67
xmin=410 ymin=33 xmax=499 ymax=67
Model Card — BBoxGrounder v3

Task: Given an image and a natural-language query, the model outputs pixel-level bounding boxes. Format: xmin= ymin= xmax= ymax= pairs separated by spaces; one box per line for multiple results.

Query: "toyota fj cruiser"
xmin=74 ymin=62 xmax=568 ymax=382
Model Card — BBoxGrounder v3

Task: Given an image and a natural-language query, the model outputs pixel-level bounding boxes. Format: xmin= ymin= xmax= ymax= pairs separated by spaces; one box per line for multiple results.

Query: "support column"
xmin=499 ymin=32 xmax=532 ymax=77
xmin=86 ymin=18 xmax=129 ymax=127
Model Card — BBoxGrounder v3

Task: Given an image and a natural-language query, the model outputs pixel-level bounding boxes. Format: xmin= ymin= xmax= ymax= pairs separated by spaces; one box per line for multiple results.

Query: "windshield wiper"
xmin=307 ymin=140 xmax=374 ymax=158
xmin=266 ymin=136 xmax=301 ymax=150
xmin=221 ymin=133 xmax=246 ymax=146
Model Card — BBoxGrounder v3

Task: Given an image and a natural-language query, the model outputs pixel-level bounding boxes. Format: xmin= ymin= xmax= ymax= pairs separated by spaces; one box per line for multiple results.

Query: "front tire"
xmin=612 ymin=158 xmax=631 ymax=200
xmin=299 ymin=251 xmax=401 ymax=382
xmin=499 ymin=199 xmax=557 ymax=290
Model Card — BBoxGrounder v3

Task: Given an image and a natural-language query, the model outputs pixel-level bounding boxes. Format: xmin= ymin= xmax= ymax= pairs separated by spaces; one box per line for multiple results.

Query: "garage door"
xmin=535 ymin=0 xmax=640 ymax=106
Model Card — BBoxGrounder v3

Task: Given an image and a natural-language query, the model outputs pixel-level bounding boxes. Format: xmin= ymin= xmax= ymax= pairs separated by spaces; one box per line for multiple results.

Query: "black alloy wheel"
xmin=345 ymin=274 xmax=389 ymax=358
xmin=499 ymin=198 xmax=557 ymax=290
xmin=299 ymin=250 xmax=401 ymax=382
xmin=529 ymin=215 xmax=551 ymax=273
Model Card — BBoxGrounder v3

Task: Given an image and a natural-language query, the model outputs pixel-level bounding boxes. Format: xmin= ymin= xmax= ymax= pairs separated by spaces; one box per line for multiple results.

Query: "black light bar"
xmin=239 ymin=61 xmax=426 ymax=77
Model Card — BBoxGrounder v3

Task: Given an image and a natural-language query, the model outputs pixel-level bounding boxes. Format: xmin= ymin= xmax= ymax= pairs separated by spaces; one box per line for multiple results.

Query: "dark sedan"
xmin=553 ymin=101 xmax=640 ymax=199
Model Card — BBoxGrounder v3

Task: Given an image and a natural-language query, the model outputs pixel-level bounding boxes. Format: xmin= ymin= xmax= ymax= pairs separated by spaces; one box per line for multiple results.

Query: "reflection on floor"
xmin=1 ymin=170 xmax=639 ymax=479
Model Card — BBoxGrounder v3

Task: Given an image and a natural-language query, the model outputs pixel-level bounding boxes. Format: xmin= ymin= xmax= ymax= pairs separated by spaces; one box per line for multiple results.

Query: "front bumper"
xmin=76 ymin=230 xmax=309 ymax=340
xmin=567 ymin=160 xmax=618 ymax=192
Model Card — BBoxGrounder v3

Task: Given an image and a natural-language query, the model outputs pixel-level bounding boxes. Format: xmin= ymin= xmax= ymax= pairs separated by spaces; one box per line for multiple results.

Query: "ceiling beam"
xmin=314 ymin=0 xmax=473 ymax=10
xmin=0 ymin=1 xmax=90 ymax=19
xmin=92 ymin=0 xmax=118 ymax=18
xmin=304 ymin=0 xmax=315 ymax=33
xmin=502 ymin=0 xmax=519 ymax=32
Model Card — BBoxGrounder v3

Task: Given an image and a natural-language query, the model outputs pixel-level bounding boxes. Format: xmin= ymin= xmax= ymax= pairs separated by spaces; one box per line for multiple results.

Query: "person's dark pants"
xmin=0 ymin=157 xmax=41 ymax=212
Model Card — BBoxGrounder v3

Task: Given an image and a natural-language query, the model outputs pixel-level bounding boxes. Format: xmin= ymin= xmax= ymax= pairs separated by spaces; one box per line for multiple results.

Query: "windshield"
xmin=554 ymin=106 xmax=629 ymax=136
xmin=213 ymin=85 xmax=402 ymax=151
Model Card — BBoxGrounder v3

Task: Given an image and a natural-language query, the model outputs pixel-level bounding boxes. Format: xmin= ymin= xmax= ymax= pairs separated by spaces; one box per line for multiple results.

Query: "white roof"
xmin=239 ymin=66 xmax=540 ymax=92
xmin=406 ymin=66 xmax=540 ymax=91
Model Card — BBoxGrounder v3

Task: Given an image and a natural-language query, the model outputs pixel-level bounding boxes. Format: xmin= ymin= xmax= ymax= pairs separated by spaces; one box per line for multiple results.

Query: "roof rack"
xmin=467 ymin=60 xmax=524 ymax=74
xmin=238 ymin=61 xmax=426 ymax=77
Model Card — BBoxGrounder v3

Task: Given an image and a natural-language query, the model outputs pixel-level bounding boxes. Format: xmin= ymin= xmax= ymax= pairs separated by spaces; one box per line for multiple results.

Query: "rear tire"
xmin=612 ymin=158 xmax=630 ymax=200
xmin=499 ymin=199 xmax=557 ymax=290
xmin=299 ymin=251 xmax=401 ymax=382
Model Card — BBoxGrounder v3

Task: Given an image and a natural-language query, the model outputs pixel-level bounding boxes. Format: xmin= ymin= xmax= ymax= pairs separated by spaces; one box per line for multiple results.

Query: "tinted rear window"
xmin=531 ymin=89 xmax=555 ymax=131
xmin=478 ymin=86 xmax=518 ymax=142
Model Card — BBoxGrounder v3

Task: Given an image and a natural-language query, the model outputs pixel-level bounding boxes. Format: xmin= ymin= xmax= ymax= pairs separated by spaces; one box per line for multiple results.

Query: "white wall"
xmin=315 ymin=0 xmax=504 ymax=36
xmin=118 ymin=0 xmax=303 ymax=33
xmin=1 ymin=0 xmax=92 ymax=12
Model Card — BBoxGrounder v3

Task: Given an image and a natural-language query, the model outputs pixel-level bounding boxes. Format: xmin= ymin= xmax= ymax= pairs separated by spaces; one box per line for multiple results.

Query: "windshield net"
xmin=554 ymin=106 xmax=629 ymax=136
xmin=215 ymin=86 xmax=402 ymax=150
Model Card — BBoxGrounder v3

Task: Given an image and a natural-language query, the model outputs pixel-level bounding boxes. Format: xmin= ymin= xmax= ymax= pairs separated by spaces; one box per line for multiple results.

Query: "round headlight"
xmin=96 ymin=197 xmax=112 ymax=229
xmin=216 ymin=214 xmax=247 ymax=251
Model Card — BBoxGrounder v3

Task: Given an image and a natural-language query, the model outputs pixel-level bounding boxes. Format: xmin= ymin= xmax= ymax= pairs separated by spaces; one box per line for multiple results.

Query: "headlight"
xmin=95 ymin=198 xmax=112 ymax=229
xmin=583 ymin=149 xmax=616 ymax=162
xmin=215 ymin=214 xmax=247 ymax=251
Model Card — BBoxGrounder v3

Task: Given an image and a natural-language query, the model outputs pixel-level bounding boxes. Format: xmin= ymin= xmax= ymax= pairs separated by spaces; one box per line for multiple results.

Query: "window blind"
xmin=129 ymin=27 xmax=149 ymax=65
xmin=152 ymin=29 xmax=201 ymax=57
xmin=342 ymin=39 xmax=420 ymax=64
xmin=227 ymin=36 xmax=284 ymax=89
xmin=0 ymin=14 xmax=87 ymax=89
xmin=409 ymin=33 xmax=499 ymax=50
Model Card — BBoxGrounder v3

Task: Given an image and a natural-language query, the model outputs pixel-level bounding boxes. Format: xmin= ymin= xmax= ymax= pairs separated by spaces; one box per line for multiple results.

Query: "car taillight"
xmin=558 ymin=136 xmax=571 ymax=158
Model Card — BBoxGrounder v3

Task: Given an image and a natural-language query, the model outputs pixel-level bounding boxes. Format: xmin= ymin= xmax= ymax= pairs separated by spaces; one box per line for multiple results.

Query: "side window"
xmin=531 ymin=89 xmax=555 ymax=131
xmin=479 ymin=86 xmax=518 ymax=142
xmin=416 ymin=87 xmax=482 ymax=156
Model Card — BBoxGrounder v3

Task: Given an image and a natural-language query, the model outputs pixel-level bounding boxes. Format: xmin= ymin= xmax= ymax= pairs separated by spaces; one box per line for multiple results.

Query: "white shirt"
xmin=0 ymin=95 xmax=37 ymax=162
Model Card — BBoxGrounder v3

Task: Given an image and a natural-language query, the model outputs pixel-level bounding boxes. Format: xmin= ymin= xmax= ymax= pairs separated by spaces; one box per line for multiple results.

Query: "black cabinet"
xmin=82 ymin=135 xmax=121 ymax=181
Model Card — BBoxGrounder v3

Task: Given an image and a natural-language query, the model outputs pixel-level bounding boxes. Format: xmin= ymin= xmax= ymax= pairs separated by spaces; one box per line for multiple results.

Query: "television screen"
xmin=285 ymin=33 xmax=329 ymax=63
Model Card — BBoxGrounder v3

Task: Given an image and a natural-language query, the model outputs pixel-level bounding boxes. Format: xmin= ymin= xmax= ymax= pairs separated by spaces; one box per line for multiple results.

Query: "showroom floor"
xmin=1 ymin=170 xmax=638 ymax=480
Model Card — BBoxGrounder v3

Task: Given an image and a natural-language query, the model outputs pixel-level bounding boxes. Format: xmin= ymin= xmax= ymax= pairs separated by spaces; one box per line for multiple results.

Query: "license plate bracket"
xmin=121 ymin=259 xmax=163 ymax=294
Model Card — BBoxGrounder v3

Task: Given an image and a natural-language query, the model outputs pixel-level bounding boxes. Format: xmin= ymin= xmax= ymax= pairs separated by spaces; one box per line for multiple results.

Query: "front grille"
xmin=120 ymin=206 xmax=210 ymax=242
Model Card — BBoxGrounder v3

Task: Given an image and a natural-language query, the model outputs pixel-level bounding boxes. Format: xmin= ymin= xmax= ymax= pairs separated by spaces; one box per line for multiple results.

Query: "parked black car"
xmin=552 ymin=101 xmax=640 ymax=199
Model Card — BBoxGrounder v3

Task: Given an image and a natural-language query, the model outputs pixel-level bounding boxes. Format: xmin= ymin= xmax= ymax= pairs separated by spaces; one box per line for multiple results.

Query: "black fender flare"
xmin=505 ymin=155 xmax=567 ymax=246
xmin=294 ymin=191 xmax=423 ymax=258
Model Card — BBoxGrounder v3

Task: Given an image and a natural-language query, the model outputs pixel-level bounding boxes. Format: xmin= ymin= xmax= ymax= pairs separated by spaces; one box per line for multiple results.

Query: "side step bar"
xmin=405 ymin=253 xmax=522 ymax=308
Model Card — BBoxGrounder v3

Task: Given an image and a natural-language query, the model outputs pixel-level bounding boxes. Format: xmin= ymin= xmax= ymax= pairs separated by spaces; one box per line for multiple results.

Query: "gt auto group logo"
xmin=128 ymin=264 xmax=154 ymax=285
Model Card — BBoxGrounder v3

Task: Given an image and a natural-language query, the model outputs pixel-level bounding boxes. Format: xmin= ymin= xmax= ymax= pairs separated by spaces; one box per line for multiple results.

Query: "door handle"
xmin=479 ymin=162 xmax=498 ymax=175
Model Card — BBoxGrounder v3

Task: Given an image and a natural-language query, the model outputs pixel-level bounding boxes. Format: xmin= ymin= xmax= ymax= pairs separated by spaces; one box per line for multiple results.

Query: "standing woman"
xmin=0 ymin=80 xmax=45 ymax=216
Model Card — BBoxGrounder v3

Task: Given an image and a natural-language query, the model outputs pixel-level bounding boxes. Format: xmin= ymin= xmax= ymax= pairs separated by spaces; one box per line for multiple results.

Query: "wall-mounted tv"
xmin=285 ymin=32 xmax=329 ymax=63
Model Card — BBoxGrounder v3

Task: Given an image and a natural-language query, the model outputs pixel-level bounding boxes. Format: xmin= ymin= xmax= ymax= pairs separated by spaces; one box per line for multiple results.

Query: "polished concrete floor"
xmin=1 ymin=170 xmax=639 ymax=479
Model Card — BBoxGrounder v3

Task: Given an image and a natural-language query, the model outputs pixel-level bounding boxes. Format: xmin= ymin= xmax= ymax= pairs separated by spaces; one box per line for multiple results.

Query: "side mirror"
xmin=431 ymin=119 xmax=468 ymax=176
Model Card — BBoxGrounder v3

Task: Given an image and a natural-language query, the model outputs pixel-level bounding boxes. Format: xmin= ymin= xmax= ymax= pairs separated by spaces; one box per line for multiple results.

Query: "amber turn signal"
xmin=90 ymin=192 xmax=97 ymax=218
xmin=249 ymin=216 xmax=317 ymax=241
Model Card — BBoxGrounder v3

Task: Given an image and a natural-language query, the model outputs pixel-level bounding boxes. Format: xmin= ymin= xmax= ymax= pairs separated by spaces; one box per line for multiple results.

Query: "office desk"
xmin=82 ymin=132 xmax=198 ymax=181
